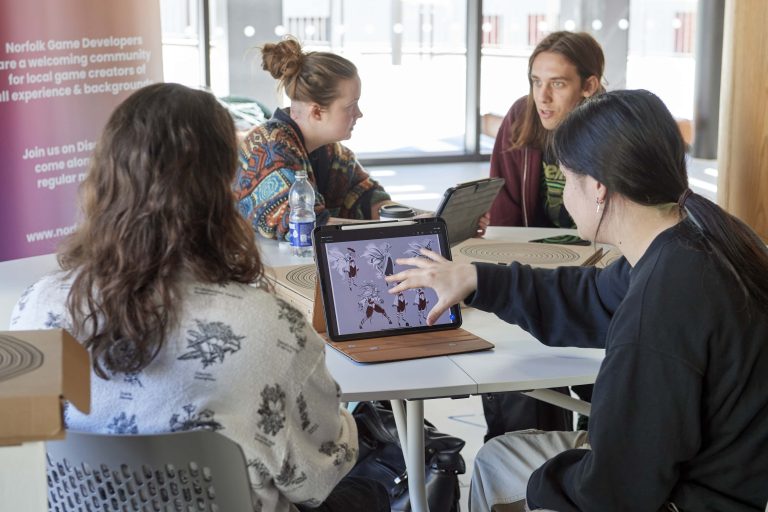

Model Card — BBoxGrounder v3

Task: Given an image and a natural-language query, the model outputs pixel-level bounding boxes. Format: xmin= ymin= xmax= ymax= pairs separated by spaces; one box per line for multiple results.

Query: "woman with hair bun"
xmin=236 ymin=37 xmax=397 ymax=240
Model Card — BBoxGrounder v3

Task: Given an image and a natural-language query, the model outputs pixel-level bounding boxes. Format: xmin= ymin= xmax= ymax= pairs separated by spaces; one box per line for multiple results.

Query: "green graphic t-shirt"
xmin=541 ymin=150 xmax=575 ymax=228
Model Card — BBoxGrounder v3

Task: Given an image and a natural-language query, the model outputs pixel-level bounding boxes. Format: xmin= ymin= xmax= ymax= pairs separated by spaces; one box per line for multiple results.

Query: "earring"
xmin=596 ymin=198 xmax=603 ymax=214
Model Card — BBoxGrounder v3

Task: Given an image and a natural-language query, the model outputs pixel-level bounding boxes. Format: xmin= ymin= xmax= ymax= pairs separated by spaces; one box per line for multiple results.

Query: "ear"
xmin=309 ymin=103 xmax=324 ymax=121
xmin=595 ymin=179 xmax=608 ymax=203
xmin=582 ymin=75 xmax=600 ymax=98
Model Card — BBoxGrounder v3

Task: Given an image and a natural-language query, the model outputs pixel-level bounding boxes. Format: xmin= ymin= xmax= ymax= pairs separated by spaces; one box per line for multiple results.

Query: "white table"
xmin=259 ymin=227 xmax=605 ymax=512
xmin=0 ymin=226 xmax=606 ymax=512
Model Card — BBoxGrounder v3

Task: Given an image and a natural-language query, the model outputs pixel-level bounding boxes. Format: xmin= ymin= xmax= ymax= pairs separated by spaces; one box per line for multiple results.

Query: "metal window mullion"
xmin=465 ymin=0 xmax=482 ymax=155
xmin=198 ymin=0 xmax=211 ymax=88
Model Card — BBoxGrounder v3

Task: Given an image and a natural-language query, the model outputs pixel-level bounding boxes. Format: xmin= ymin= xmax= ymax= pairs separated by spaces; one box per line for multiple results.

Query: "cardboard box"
xmin=0 ymin=329 xmax=90 ymax=445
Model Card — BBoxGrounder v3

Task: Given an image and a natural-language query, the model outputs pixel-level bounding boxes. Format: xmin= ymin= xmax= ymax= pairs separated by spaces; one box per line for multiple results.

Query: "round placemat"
xmin=285 ymin=264 xmax=317 ymax=290
xmin=457 ymin=242 xmax=582 ymax=264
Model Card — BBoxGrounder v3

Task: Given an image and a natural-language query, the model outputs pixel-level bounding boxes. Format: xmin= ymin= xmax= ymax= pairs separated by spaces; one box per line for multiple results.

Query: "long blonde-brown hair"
xmin=511 ymin=31 xmax=605 ymax=150
xmin=261 ymin=36 xmax=358 ymax=107
xmin=59 ymin=83 xmax=264 ymax=378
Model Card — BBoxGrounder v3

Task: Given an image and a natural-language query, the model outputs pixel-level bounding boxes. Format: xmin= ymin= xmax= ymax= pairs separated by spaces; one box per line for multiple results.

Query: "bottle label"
xmin=289 ymin=221 xmax=314 ymax=247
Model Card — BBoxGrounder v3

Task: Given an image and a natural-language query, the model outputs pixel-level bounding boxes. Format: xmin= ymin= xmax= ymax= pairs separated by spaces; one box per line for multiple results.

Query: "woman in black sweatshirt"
xmin=387 ymin=90 xmax=768 ymax=512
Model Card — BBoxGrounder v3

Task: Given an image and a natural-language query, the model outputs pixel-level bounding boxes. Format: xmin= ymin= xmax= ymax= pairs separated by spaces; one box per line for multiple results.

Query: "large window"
xmin=160 ymin=0 xmax=700 ymax=161
xmin=626 ymin=0 xmax=698 ymax=120
xmin=281 ymin=0 xmax=468 ymax=158
xmin=159 ymin=0 xmax=229 ymax=93
xmin=478 ymin=0 xmax=698 ymax=141
xmin=479 ymin=1 xmax=563 ymax=151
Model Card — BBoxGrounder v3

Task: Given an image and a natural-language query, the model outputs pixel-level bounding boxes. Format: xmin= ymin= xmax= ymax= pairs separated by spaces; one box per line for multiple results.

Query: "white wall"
xmin=1 ymin=254 xmax=58 ymax=327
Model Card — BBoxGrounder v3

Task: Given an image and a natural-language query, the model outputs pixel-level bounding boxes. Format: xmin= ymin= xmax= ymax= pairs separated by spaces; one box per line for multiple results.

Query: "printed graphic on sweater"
xmin=169 ymin=404 xmax=223 ymax=432
xmin=16 ymin=284 xmax=34 ymax=312
xmin=247 ymin=459 xmax=271 ymax=490
xmin=178 ymin=320 xmax=244 ymax=368
xmin=275 ymin=454 xmax=307 ymax=487
xmin=257 ymin=384 xmax=287 ymax=435
xmin=276 ymin=299 xmax=307 ymax=348
xmin=296 ymin=393 xmax=310 ymax=431
xmin=107 ymin=412 xmax=138 ymax=434
xmin=124 ymin=372 xmax=143 ymax=387
xmin=44 ymin=311 xmax=64 ymax=328
xmin=319 ymin=440 xmax=356 ymax=466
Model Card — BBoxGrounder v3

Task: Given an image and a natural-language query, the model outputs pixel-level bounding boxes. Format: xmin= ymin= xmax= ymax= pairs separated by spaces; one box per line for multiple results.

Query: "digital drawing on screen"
xmin=322 ymin=234 xmax=452 ymax=337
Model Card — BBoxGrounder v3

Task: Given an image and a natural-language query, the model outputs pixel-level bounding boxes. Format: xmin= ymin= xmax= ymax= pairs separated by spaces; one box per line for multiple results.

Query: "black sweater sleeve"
xmin=466 ymin=257 xmax=631 ymax=348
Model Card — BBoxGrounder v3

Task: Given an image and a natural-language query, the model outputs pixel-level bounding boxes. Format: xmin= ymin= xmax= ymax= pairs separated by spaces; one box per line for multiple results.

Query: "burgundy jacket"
xmin=488 ymin=96 xmax=552 ymax=227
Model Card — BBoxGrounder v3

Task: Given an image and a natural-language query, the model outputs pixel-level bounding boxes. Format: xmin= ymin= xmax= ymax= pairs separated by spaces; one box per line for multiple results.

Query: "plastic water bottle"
xmin=288 ymin=170 xmax=315 ymax=257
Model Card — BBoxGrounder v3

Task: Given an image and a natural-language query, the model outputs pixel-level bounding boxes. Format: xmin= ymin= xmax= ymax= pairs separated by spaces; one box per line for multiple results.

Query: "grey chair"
xmin=46 ymin=430 xmax=255 ymax=511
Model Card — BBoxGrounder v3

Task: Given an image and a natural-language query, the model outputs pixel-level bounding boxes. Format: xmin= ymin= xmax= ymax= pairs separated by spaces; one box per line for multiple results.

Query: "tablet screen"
xmin=313 ymin=218 xmax=462 ymax=342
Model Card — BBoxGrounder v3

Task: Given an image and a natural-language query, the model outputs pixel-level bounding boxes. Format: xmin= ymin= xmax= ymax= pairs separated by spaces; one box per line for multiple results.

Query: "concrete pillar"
xmin=717 ymin=0 xmax=768 ymax=239
xmin=691 ymin=0 xmax=725 ymax=160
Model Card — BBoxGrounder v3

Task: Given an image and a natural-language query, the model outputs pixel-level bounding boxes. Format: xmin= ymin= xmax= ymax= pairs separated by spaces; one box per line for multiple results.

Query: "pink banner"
xmin=0 ymin=0 xmax=163 ymax=261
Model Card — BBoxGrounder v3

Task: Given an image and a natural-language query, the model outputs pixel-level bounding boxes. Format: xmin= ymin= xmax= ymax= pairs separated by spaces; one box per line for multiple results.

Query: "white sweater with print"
xmin=10 ymin=273 xmax=357 ymax=512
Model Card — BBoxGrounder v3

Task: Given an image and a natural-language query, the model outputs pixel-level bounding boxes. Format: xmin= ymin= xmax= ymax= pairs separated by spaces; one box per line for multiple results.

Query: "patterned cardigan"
xmin=236 ymin=109 xmax=391 ymax=240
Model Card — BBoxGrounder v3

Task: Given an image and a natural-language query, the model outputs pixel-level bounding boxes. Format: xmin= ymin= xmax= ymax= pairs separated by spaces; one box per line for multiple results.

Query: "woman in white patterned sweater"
xmin=10 ymin=83 xmax=389 ymax=512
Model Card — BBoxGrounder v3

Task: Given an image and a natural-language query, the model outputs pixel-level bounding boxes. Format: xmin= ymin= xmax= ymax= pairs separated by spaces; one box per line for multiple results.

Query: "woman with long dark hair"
xmin=11 ymin=83 xmax=388 ymax=512
xmin=387 ymin=90 xmax=768 ymax=511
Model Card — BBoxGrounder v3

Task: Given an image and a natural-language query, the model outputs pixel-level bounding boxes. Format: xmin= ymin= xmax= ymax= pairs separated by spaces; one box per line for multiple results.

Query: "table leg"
xmin=390 ymin=399 xmax=409 ymax=453
xmin=390 ymin=399 xmax=430 ymax=512
xmin=521 ymin=389 xmax=592 ymax=417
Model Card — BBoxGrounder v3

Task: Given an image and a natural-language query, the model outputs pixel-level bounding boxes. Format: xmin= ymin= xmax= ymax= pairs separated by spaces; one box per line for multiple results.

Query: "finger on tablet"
xmin=420 ymin=248 xmax=446 ymax=262
xmin=394 ymin=256 xmax=429 ymax=268
xmin=427 ymin=302 xmax=449 ymax=326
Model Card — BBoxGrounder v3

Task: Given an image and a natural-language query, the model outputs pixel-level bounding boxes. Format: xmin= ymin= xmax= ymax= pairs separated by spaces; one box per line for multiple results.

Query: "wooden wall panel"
xmin=717 ymin=0 xmax=768 ymax=240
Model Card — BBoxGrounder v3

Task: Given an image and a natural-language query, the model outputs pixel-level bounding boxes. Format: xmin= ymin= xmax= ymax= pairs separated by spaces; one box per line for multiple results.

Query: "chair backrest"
xmin=46 ymin=430 xmax=255 ymax=512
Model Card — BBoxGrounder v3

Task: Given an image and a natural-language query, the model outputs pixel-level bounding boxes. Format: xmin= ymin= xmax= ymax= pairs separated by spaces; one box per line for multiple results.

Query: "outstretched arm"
xmin=387 ymin=250 xmax=630 ymax=347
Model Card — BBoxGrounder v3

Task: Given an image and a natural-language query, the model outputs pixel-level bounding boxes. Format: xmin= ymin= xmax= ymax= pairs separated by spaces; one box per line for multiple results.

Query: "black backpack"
xmin=348 ymin=401 xmax=466 ymax=512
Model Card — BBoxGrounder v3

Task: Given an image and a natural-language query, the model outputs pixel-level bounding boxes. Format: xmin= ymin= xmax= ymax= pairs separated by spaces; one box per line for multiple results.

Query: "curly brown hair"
xmin=59 ymin=83 xmax=264 ymax=378
xmin=261 ymin=36 xmax=358 ymax=107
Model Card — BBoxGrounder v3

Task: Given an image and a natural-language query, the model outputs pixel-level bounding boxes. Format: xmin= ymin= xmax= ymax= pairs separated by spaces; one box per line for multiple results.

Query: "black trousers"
xmin=296 ymin=475 xmax=391 ymax=512
xmin=481 ymin=385 xmax=593 ymax=442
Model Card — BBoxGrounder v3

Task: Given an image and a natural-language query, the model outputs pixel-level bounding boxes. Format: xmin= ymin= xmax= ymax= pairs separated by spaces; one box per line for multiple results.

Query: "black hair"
xmin=554 ymin=89 xmax=768 ymax=307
